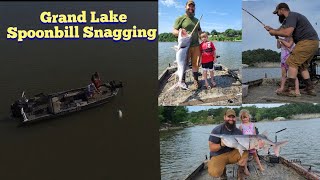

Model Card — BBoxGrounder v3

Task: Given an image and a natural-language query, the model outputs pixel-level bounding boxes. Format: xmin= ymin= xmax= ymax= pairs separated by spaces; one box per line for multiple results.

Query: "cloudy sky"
xmin=159 ymin=0 xmax=242 ymax=33
xmin=243 ymin=0 xmax=320 ymax=51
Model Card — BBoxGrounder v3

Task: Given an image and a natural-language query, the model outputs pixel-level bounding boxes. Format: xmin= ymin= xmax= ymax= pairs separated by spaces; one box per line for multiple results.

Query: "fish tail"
xmin=273 ymin=141 xmax=288 ymax=157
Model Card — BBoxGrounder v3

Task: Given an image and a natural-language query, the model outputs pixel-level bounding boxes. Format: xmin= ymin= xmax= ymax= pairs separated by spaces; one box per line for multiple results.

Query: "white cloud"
xmin=160 ymin=0 xmax=184 ymax=9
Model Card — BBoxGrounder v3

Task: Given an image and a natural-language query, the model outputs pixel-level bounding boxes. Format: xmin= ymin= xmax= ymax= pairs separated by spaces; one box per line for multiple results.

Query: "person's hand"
xmin=220 ymin=140 xmax=225 ymax=147
xmin=264 ymin=26 xmax=273 ymax=31
xmin=268 ymin=29 xmax=276 ymax=36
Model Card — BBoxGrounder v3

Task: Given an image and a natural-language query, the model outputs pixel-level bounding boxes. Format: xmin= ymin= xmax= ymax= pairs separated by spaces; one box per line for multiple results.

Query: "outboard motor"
xmin=109 ymin=81 xmax=123 ymax=92
xmin=10 ymin=99 xmax=27 ymax=118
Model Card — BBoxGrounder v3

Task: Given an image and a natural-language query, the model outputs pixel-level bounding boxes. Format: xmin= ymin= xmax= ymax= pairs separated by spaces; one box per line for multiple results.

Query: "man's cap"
xmin=225 ymin=109 xmax=236 ymax=117
xmin=186 ymin=0 xmax=195 ymax=6
xmin=273 ymin=3 xmax=290 ymax=14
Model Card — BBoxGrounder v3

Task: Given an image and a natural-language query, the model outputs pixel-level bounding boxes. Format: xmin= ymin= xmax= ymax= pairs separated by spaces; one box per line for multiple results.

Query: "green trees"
xmin=242 ymin=48 xmax=281 ymax=66
xmin=159 ymin=103 xmax=320 ymax=126
xmin=158 ymin=29 xmax=242 ymax=42
xmin=158 ymin=33 xmax=177 ymax=42
xmin=158 ymin=106 xmax=188 ymax=124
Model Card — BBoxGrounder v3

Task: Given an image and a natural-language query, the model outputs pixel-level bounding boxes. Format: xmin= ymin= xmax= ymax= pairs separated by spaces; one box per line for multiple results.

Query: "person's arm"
xmin=279 ymin=38 xmax=294 ymax=48
xmin=211 ymin=42 xmax=217 ymax=63
xmin=172 ymin=16 xmax=182 ymax=37
xmin=265 ymin=26 xmax=294 ymax=37
xmin=208 ymin=127 xmax=224 ymax=152
xmin=253 ymin=124 xmax=257 ymax=135
xmin=277 ymin=39 xmax=281 ymax=49
xmin=209 ymin=141 xmax=224 ymax=152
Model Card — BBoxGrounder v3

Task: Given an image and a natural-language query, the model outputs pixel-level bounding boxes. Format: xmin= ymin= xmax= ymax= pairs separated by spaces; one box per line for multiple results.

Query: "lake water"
xmin=0 ymin=2 xmax=160 ymax=179
xmin=160 ymin=119 xmax=320 ymax=180
xmin=242 ymin=66 xmax=320 ymax=83
xmin=158 ymin=42 xmax=242 ymax=75
xmin=242 ymin=67 xmax=281 ymax=83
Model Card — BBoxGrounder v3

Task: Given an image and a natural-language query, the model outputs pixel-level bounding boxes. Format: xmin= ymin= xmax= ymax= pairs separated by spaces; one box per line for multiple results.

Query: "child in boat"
xmin=91 ymin=72 xmax=102 ymax=92
xmin=199 ymin=32 xmax=216 ymax=89
xmin=239 ymin=109 xmax=264 ymax=175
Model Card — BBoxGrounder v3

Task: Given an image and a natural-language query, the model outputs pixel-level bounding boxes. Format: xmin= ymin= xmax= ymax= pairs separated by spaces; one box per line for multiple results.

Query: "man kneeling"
xmin=208 ymin=109 xmax=248 ymax=180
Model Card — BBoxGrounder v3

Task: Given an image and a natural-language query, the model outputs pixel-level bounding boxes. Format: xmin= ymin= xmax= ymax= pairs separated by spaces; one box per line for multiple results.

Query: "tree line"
xmin=242 ymin=48 xmax=280 ymax=67
xmin=159 ymin=103 xmax=320 ymax=126
xmin=159 ymin=29 xmax=242 ymax=42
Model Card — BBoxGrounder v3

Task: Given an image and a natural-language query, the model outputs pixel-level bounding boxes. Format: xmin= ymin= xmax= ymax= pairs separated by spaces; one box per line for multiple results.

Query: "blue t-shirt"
xmin=209 ymin=123 xmax=243 ymax=157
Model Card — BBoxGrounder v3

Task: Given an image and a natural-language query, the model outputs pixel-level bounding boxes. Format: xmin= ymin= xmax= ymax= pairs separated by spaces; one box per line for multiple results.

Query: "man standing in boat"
xmin=208 ymin=109 xmax=248 ymax=180
xmin=172 ymin=0 xmax=202 ymax=89
xmin=264 ymin=3 xmax=319 ymax=96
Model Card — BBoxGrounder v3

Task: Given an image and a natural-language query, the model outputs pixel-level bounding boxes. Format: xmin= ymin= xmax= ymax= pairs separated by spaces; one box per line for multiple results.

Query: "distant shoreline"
xmin=243 ymin=62 xmax=280 ymax=68
xmin=159 ymin=116 xmax=319 ymax=132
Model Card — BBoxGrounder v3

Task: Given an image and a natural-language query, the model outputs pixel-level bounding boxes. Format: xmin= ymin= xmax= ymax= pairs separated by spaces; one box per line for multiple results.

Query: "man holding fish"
xmin=208 ymin=109 xmax=248 ymax=179
xmin=172 ymin=0 xmax=202 ymax=89
xmin=208 ymin=109 xmax=288 ymax=179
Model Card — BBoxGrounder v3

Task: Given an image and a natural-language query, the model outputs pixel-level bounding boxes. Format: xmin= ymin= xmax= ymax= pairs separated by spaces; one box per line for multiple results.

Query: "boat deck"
xmin=158 ymin=65 xmax=242 ymax=106
xmin=243 ymin=78 xmax=320 ymax=104
xmin=186 ymin=155 xmax=320 ymax=180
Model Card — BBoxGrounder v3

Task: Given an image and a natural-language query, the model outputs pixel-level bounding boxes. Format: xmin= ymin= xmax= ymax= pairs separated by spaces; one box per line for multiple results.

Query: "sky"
xmin=187 ymin=104 xmax=286 ymax=112
xmin=158 ymin=0 xmax=242 ymax=33
xmin=243 ymin=0 xmax=320 ymax=51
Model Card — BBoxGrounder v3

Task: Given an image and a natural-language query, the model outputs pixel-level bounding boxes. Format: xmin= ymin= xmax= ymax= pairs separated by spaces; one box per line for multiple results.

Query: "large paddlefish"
xmin=211 ymin=131 xmax=288 ymax=157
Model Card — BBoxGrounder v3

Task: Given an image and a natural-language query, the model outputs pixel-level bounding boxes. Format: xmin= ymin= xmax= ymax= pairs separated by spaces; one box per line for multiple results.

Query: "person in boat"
xmin=239 ymin=109 xmax=264 ymax=175
xmin=264 ymin=2 xmax=319 ymax=96
xmin=208 ymin=109 xmax=248 ymax=180
xmin=172 ymin=0 xmax=202 ymax=89
xmin=199 ymin=32 xmax=217 ymax=89
xmin=91 ymin=72 xmax=102 ymax=93
xmin=86 ymin=83 xmax=96 ymax=98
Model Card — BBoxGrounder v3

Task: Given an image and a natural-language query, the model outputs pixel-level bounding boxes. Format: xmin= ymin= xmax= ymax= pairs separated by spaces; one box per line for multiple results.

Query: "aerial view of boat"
xmin=10 ymin=80 xmax=123 ymax=124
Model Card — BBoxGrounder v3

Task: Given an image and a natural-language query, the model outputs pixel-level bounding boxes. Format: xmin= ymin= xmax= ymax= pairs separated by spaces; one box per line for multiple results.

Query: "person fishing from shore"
xmin=264 ymin=2 xmax=319 ymax=96
xmin=239 ymin=109 xmax=264 ymax=175
xmin=172 ymin=0 xmax=202 ymax=90
xmin=208 ymin=109 xmax=248 ymax=180
xmin=199 ymin=32 xmax=216 ymax=89
xmin=275 ymin=16 xmax=300 ymax=96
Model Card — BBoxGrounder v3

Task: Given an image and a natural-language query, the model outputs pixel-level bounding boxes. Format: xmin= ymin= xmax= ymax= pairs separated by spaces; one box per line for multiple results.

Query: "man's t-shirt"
xmin=200 ymin=41 xmax=216 ymax=63
xmin=209 ymin=123 xmax=243 ymax=157
xmin=284 ymin=11 xmax=319 ymax=44
xmin=173 ymin=15 xmax=201 ymax=47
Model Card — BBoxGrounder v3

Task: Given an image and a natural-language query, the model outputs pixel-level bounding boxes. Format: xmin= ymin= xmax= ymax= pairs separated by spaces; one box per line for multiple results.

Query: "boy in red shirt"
xmin=200 ymin=32 xmax=216 ymax=89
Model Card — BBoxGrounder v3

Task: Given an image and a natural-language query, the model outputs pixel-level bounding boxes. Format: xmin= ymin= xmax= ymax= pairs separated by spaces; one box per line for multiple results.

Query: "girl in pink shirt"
xmin=239 ymin=109 xmax=264 ymax=175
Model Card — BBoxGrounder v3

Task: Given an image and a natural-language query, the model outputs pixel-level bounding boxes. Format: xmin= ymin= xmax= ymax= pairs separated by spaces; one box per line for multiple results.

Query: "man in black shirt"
xmin=265 ymin=3 xmax=319 ymax=96
xmin=208 ymin=109 xmax=248 ymax=180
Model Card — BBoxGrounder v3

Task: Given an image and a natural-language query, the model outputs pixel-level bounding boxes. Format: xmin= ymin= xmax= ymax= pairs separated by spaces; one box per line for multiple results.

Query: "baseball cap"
xmin=273 ymin=3 xmax=290 ymax=14
xmin=186 ymin=0 xmax=195 ymax=6
xmin=225 ymin=109 xmax=236 ymax=117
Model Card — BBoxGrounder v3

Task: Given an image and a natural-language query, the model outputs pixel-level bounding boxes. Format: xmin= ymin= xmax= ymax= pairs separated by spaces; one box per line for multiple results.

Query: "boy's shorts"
xmin=202 ymin=61 xmax=214 ymax=71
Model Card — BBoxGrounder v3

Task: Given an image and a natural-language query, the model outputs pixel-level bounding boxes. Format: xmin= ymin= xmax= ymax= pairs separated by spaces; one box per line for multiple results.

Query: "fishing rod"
xmin=190 ymin=14 xmax=203 ymax=36
xmin=242 ymin=8 xmax=279 ymax=39
xmin=242 ymin=8 xmax=265 ymax=26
